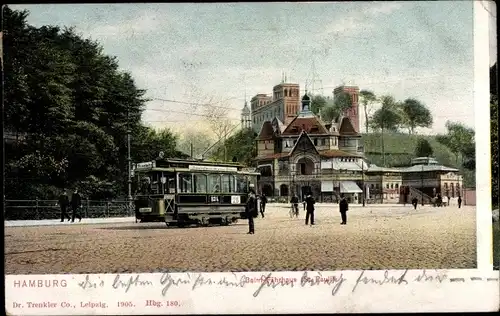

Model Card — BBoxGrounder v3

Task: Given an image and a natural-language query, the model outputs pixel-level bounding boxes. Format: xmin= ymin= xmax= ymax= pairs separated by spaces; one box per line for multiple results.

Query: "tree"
xmin=359 ymin=90 xmax=377 ymax=133
xmin=202 ymin=99 xmax=238 ymax=161
xmin=334 ymin=91 xmax=353 ymax=114
xmin=370 ymin=95 xmax=402 ymax=166
xmin=415 ymin=138 xmax=434 ymax=157
xmin=213 ymin=129 xmax=257 ymax=166
xmin=320 ymin=105 xmax=340 ymax=123
xmin=436 ymin=121 xmax=475 ymax=165
xmin=310 ymin=95 xmax=329 ymax=116
xmin=400 ymin=98 xmax=433 ymax=134
xmin=177 ymin=130 xmax=215 ymax=159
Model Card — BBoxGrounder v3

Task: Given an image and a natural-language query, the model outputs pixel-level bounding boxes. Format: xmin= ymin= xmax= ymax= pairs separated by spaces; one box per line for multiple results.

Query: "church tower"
xmin=241 ymin=100 xmax=252 ymax=129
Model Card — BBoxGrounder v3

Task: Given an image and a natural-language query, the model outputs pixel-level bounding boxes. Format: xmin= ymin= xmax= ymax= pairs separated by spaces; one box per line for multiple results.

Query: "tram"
xmin=132 ymin=157 xmax=259 ymax=227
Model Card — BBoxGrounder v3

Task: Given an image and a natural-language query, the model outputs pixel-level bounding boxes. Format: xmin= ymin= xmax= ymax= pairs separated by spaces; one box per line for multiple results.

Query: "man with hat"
xmin=304 ymin=192 xmax=316 ymax=226
xmin=245 ymin=183 xmax=258 ymax=234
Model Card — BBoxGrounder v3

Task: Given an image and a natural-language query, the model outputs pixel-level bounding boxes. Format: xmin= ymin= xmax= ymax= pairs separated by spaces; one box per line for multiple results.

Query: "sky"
xmin=11 ymin=1 xmax=496 ymax=136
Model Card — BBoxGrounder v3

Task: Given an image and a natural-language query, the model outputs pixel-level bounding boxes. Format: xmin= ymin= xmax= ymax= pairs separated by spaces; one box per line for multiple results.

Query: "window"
xmin=386 ymin=183 xmax=390 ymax=189
xmin=208 ymin=174 xmax=222 ymax=193
xmin=168 ymin=178 xmax=176 ymax=194
xmin=235 ymin=175 xmax=248 ymax=193
xmin=395 ymin=183 xmax=399 ymax=189
xmin=221 ymin=174 xmax=233 ymax=193
xmin=313 ymin=138 xmax=318 ymax=146
xmin=371 ymin=184 xmax=375 ymax=189
xmin=178 ymin=173 xmax=192 ymax=193
xmin=300 ymin=163 xmax=306 ymax=175
xmin=193 ymin=174 xmax=207 ymax=193
xmin=390 ymin=184 xmax=394 ymax=189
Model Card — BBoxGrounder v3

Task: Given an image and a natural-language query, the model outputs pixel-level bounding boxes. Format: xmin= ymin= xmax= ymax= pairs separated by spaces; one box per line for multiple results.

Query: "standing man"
xmin=58 ymin=189 xmax=70 ymax=222
xmin=70 ymin=188 xmax=83 ymax=223
xmin=411 ymin=197 xmax=418 ymax=210
xmin=260 ymin=193 xmax=267 ymax=218
xmin=304 ymin=192 xmax=315 ymax=226
xmin=458 ymin=195 xmax=462 ymax=209
xmin=245 ymin=184 xmax=257 ymax=234
xmin=339 ymin=194 xmax=349 ymax=225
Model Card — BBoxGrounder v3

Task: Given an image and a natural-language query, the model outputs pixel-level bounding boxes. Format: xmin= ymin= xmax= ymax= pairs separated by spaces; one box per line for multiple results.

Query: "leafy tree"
xmin=334 ymin=91 xmax=353 ymax=114
xmin=370 ymin=95 xmax=402 ymax=166
xmin=310 ymin=95 xmax=329 ymax=115
xmin=359 ymin=90 xmax=377 ymax=133
xmin=436 ymin=121 xmax=475 ymax=165
xmin=177 ymin=130 xmax=215 ymax=159
xmin=415 ymin=138 xmax=434 ymax=157
xmin=320 ymin=105 xmax=340 ymax=123
xmin=212 ymin=129 xmax=257 ymax=166
xmin=400 ymin=98 xmax=433 ymax=134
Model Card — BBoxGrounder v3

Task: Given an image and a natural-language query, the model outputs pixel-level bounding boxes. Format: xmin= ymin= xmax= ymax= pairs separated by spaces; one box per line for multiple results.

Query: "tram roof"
xmin=155 ymin=158 xmax=245 ymax=168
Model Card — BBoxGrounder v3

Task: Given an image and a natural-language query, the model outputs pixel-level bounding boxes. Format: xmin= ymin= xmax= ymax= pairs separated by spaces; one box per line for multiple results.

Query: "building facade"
xmin=255 ymin=92 xmax=367 ymax=203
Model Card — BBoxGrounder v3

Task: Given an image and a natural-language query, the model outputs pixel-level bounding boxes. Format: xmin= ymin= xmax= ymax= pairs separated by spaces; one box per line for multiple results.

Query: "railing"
xmin=4 ymin=199 xmax=133 ymax=221
xmin=407 ymin=187 xmax=434 ymax=205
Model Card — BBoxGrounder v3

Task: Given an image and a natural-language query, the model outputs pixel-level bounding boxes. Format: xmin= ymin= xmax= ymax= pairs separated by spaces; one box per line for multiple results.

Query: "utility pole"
xmin=127 ymin=107 xmax=132 ymax=210
xmin=190 ymin=142 xmax=194 ymax=159
xmin=362 ymin=159 xmax=365 ymax=207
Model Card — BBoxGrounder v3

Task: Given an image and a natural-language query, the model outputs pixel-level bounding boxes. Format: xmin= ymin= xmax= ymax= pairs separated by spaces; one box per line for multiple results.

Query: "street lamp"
xmin=421 ymin=163 xmax=424 ymax=206
xmin=361 ymin=159 xmax=365 ymax=207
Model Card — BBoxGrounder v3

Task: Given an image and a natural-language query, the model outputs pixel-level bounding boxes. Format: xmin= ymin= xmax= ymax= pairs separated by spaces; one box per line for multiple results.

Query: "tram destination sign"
xmin=134 ymin=161 xmax=156 ymax=170
xmin=189 ymin=165 xmax=238 ymax=172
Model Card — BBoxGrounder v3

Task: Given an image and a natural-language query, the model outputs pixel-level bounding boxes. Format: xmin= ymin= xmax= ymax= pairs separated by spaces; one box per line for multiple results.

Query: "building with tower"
xmin=250 ymin=82 xmax=301 ymax=132
xmin=240 ymin=100 xmax=252 ymax=129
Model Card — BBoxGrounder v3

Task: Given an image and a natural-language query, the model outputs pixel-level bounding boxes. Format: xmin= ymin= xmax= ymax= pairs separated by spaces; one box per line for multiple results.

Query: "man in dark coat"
xmin=339 ymin=195 xmax=349 ymax=225
xmin=245 ymin=184 xmax=257 ymax=234
xmin=458 ymin=195 xmax=462 ymax=208
xmin=411 ymin=197 xmax=418 ymax=210
xmin=58 ymin=189 xmax=71 ymax=222
xmin=290 ymin=194 xmax=299 ymax=217
xmin=304 ymin=193 xmax=315 ymax=226
xmin=260 ymin=194 xmax=267 ymax=218
xmin=70 ymin=188 xmax=83 ymax=223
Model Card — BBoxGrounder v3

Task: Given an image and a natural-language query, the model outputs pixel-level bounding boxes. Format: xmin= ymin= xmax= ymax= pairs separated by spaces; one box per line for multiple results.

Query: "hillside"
xmin=361 ymin=132 xmax=475 ymax=187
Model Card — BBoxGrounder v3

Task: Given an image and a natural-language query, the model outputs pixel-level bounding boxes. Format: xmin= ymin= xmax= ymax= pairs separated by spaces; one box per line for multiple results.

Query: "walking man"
xmin=58 ymin=189 xmax=70 ymax=222
xmin=304 ymin=193 xmax=315 ymax=226
xmin=458 ymin=195 xmax=462 ymax=209
xmin=245 ymin=184 xmax=257 ymax=234
xmin=290 ymin=194 xmax=299 ymax=217
xmin=70 ymin=188 xmax=82 ymax=223
xmin=339 ymin=194 xmax=349 ymax=225
xmin=411 ymin=197 xmax=418 ymax=210
xmin=260 ymin=193 xmax=267 ymax=218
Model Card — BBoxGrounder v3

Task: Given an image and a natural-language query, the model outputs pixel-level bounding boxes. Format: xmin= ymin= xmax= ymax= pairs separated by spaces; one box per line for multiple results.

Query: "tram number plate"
xmin=231 ymin=196 xmax=241 ymax=204
xmin=210 ymin=196 xmax=219 ymax=202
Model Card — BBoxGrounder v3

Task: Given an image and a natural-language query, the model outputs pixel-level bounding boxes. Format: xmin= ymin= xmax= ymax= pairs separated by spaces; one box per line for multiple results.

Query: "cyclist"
xmin=290 ymin=194 xmax=299 ymax=217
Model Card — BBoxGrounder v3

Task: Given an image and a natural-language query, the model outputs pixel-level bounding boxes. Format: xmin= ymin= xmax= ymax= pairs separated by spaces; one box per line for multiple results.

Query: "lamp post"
xmin=362 ymin=159 xmax=365 ymax=207
xmin=421 ymin=163 xmax=424 ymax=206
xmin=127 ymin=106 xmax=132 ymax=210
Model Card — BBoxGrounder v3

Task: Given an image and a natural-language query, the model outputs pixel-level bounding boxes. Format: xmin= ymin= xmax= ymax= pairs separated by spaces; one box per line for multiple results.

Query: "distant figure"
xmin=290 ymin=194 xmax=299 ymax=217
xmin=458 ymin=196 xmax=462 ymax=209
xmin=339 ymin=194 xmax=349 ymax=225
xmin=411 ymin=197 xmax=418 ymax=210
xmin=447 ymin=195 xmax=450 ymax=206
xmin=70 ymin=188 xmax=82 ymax=223
xmin=260 ymin=194 xmax=267 ymax=218
xmin=437 ymin=193 xmax=443 ymax=207
xmin=245 ymin=184 xmax=257 ymax=234
xmin=304 ymin=193 xmax=315 ymax=226
xmin=58 ymin=189 xmax=70 ymax=222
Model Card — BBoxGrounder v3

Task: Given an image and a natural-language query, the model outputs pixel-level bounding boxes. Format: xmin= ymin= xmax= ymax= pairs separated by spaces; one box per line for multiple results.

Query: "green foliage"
xmin=3 ymin=6 xmax=181 ymax=200
xmin=400 ymin=98 xmax=433 ymax=134
xmin=359 ymin=90 xmax=377 ymax=133
xmin=370 ymin=95 xmax=402 ymax=132
xmin=334 ymin=91 xmax=353 ymax=113
xmin=415 ymin=138 xmax=434 ymax=157
xmin=212 ymin=129 xmax=257 ymax=166
xmin=310 ymin=95 xmax=329 ymax=115
xmin=436 ymin=121 xmax=475 ymax=167
xmin=320 ymin=105 xmax=340 ymax=122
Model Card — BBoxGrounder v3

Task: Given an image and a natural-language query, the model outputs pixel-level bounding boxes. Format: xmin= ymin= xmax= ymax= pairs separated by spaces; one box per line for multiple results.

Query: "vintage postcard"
xmin=3 ymin=1 xmax=498 ymax=314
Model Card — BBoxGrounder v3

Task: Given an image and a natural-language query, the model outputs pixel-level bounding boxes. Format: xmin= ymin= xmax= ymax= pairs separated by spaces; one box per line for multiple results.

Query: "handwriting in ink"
xmin=77 ymin=275 xmax=104 ymax=290
xmin=192 ymin=274 xmax=214 ymax=290
xmin=160 ymin=273 xmax=191 ymax=296
xmin=413 ymin=269 xmax=448 ymax=283
xmin=352 ymin=269 xmax=409 ymax=293
xmin=112 ymin=274 xmax=153 ymax=293
xmin=300 ymin=271 xmax=346 ymax=296
xmin=252 ymin=273 xmax=296 ymax=298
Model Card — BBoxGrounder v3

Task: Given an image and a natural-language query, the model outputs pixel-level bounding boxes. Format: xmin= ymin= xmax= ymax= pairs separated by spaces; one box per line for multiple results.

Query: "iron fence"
xmin=4 ymin=199 xmax=133 ymax=221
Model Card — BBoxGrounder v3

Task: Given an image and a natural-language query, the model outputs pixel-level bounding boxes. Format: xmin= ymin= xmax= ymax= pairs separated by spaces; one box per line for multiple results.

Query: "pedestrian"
xmin=339 ymin=194 xmax=349 ymax=225
xmin=260 ymin=193 xmax=267 ymax=218
xmin=305 ymin=192 xmax=316 ymax=226
xmin=290 ymin=194 xmax=299 ymax=217
xmin=57 ymin=189 xmax=71 ymax=222
xmin=447 ymin=195 xmax=450 ymax=206
xmin=245 ymin=184 xmax=257 ymax=234
xmin=70 ymin=188 xmax=82 ymax=223
xmin=411 ymin=197 xmax=418 ymax=210
xmin=458 ymin=195 xmax=462 ymax=208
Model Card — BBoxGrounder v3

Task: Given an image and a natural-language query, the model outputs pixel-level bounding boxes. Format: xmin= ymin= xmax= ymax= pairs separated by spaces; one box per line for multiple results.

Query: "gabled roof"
xmin=289 ymin=131 xmax=320 ymax=156
xmin=257 ymin=121 xmax=275 ymax=140
xmin=282 ymin=116 xmax=329 ymax=136
xmin=339 ymin=116 xmax=359 ymax=136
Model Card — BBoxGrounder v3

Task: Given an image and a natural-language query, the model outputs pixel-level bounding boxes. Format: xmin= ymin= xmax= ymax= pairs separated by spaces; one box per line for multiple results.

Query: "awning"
xmin=340 ymin=181 xmax=362 ymax=193
xmin=321 ymin=181 xmax=340 ymax=192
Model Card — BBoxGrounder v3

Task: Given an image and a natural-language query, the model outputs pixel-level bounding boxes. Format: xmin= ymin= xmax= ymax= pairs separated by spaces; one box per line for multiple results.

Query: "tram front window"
xmin=193 ymin=174 xmax=207 ymax=193
xmin=208 ymin=174 xmax=221 ymax=193
xmin=179 ymin=173 xmax=192 ymax=193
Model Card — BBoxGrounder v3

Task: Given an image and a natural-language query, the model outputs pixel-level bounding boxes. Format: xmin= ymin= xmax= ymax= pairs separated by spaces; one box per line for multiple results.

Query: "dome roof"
xmin=302 ymin=93 xmax=311 ymax=101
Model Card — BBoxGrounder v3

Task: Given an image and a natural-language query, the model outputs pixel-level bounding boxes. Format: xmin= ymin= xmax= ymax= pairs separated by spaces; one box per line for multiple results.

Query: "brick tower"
xmin=333 ymin=85 xmax=360 ymax=133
